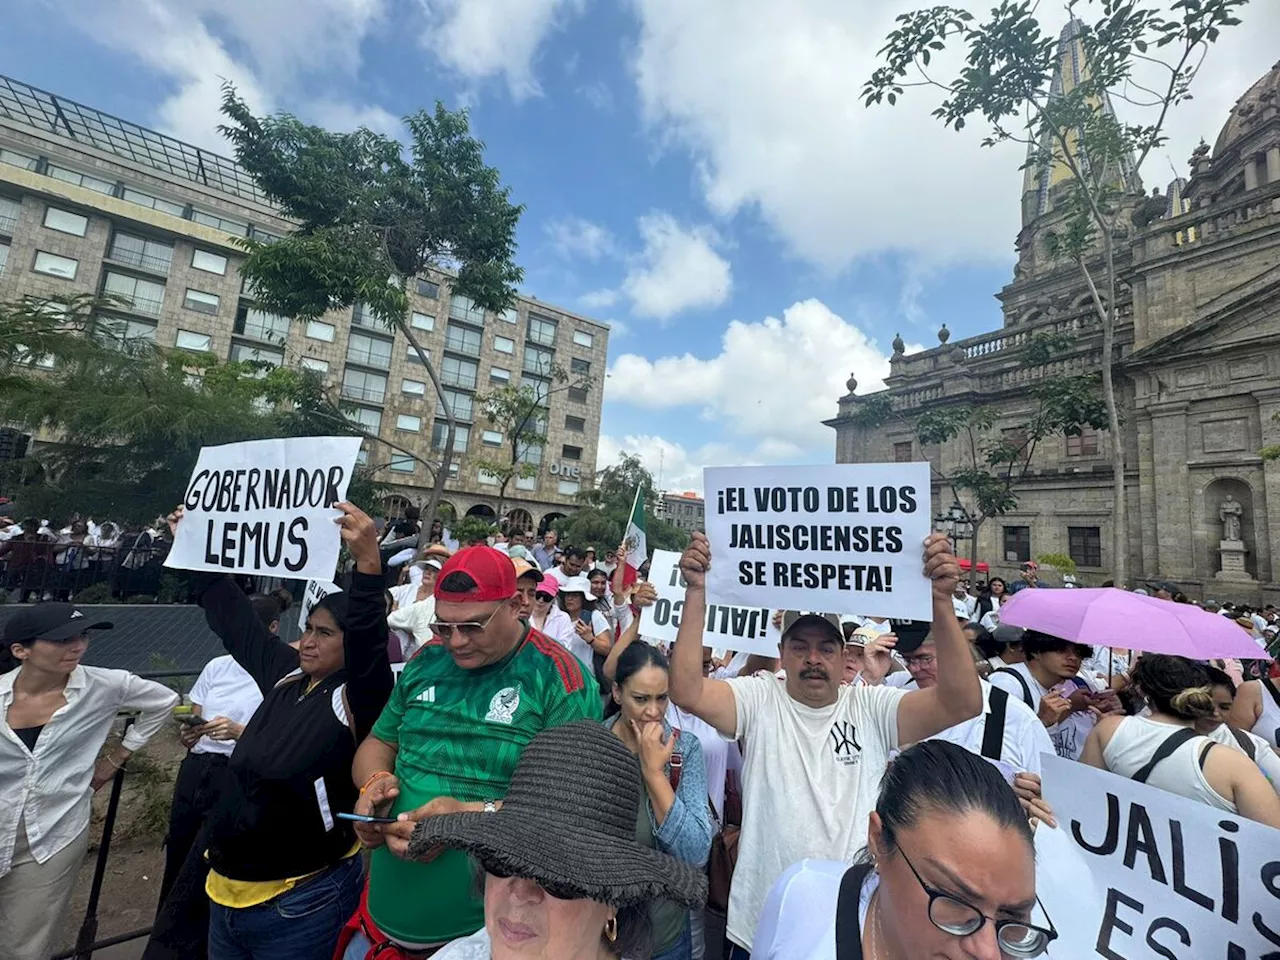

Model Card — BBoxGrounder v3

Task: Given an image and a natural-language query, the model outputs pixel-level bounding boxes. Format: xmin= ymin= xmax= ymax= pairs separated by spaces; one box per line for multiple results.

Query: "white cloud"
xmin=621 ymin=213 xmax=732 ymax=320
xmin=597 ymin=433 xmax=795 ymax=497
xmin=628 ymin=0 xmax=1280 ymax=270
xmin=607 ymin=298 xmax=908 ymax=453
xmin=579 ymin=288 xmax=621 ymax=310
xmin=546 ymin=217 xmax=616 ymax=260
xmin=418 ymin=0 xmax=587 ymax=100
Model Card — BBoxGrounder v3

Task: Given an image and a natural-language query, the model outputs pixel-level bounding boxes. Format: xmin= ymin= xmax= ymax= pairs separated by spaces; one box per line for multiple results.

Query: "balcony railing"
xmin=0 ymin=212 xmax=17 ymax=234
xmin=108 ymin=244 xmax=173 ymax=274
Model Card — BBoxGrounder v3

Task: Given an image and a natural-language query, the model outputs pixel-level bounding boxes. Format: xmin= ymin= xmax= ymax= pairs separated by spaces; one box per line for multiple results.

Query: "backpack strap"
xmin=1198 ymin=740 xmax=1216 ymax=771
xmin=1229 ymin=726 xmax=1257 ymax=762
xmin=1263 ymin=677 xmax=1280 ymax=711
xmin=1132 ymin=728 xmax=1198 ymax=783
xmin=993 ymin=668 xmax=1034 ymax=709
xmin=667 ymin=729 xmax=683 ymax=792
xmin=981 ymin=687 xmax=1008 ymax=761
xmin=835 ymin=862 xmax=875 ymax=960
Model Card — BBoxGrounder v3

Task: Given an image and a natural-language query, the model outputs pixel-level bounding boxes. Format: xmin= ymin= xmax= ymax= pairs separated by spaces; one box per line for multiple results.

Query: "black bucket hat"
xmin=408 ymin=720 xmax=708 ymax=908
xmin=3 ymin=603 xmax=113 ymax=644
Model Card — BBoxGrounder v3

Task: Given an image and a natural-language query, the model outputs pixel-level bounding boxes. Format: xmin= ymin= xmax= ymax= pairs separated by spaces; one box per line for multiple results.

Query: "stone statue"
xmin=892 ymin=333 xmax=905 ymax=356
xmin=1131 ymin=187 xmax=1168 ymax=228
xmin=1219 ymin=495 xmax=1244 ymax=542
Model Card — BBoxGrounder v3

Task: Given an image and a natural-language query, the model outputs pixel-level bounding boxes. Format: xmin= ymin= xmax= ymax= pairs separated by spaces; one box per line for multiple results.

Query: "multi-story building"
xmin=0 ymin=74 xmax=609 ymax=534
xmin=657 ymin=491 xmax=705 ymax=534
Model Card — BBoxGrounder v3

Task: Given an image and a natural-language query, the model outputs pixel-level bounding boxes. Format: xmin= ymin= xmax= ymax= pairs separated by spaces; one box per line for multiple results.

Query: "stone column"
xmin=1266 ymin=146 xmax=1280 ymax=184
xmin=1244 ymin=156 xmax=1259 ymax=191
xmin=1148 ymin=402 xmax=1192 ymax=579
xmin=1135 ymin=407 xmax=1159 ymax=578
xmin=1256 ymin=388 xmax=1280 ymax=584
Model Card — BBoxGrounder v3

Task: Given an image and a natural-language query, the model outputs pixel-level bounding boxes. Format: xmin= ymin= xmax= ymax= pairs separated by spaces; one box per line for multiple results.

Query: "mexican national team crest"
xmin=485 ymin=685 xmax=522 ymax=725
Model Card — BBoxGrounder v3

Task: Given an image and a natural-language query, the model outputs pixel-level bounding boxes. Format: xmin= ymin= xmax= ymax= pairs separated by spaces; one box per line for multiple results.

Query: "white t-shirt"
xmin=987 ymin=662 xmax=1098 ymax=761
xmin=723 ymin=674 xmax=906 ymax=951
xmin=188 ymin=655 xmax=263 ymax=757
xmin=1207 ymin=723 xmax=1280 ymax=788
xmin=667 ymin=702 xmax=742 ymax=822
xmin=544 ymin=565 xmax=573 ymax=589
xmin=434 ymin=928 xmax=636 ymax=960
xmin=925 ymin=681 xmax=1055 ymax=777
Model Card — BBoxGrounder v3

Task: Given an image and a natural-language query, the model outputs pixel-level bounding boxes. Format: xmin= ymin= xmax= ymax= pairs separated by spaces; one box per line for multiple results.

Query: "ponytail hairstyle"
xmin=1130 ymin=654 xmax=1217 ymax=721
xmin=614 ymin=642 xmax=669 ymax=689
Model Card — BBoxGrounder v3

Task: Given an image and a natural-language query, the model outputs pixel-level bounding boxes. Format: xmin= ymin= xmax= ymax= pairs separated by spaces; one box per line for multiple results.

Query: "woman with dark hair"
xmin=605 ymin=642 xmax=712 ymax=960
xmin=974 ymin=577 xmax=1007 ymax=628
xmin=409 ymin=720 xmax=707 ymax=959
xmin=754 ymin=739 xmax=1056 ymax=959
xmin=1081 ymin=654 xmax=1280 ymax=826
xmin=1197 ymin=665 xmax=1280 ymax=789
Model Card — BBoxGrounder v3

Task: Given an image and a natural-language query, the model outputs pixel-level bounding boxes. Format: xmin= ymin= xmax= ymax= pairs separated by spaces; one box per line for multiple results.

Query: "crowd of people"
xmin=0 ymin=502 xmax=1278 ymax=960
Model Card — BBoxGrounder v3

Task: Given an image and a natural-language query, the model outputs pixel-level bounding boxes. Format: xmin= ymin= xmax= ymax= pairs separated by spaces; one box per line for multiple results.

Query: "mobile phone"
xmin=336 ymin=811 xmax=398 ymax=825
xmin=175 ymin=714 xmax=207 ymax=727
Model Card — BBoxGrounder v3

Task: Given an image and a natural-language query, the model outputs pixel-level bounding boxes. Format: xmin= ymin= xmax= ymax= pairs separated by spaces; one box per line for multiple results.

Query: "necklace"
xmin=867 ymin=891 xmax=892 ymax=960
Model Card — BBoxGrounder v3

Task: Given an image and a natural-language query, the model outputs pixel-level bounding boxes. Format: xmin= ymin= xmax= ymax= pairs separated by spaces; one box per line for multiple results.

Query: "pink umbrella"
xmin=998 ymin=588 xmax=1269 ymax=660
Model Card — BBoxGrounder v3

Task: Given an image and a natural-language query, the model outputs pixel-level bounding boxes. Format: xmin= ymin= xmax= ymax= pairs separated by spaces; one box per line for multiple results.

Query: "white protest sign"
xmin=1041 ymin=753 xmax=1280 ymax=959
xmin=166 ymin=436 xmax=361 ymax=581
xmin=702 ymin=463 xmax=933 ymax=619
xmin=644 ymin=550 xmax=783 ymax=657
xmin=298 ymin=579 xmax=342 ymax=632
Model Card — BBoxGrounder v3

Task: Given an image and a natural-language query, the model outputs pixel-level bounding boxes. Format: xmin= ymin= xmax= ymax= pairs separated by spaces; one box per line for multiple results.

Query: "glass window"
xmin=183 ymin=289 xmax=220 ymax=315
xmin=570 ymin=357 xmax=590 ymax=376
xmin=390 ymin=454 xmax=415 ymax=473
xmin=347 ymin=331 xmax=393 ymax=369
xmin=565 ymin=415 xmax=585 ymax=432
xmin=411 ymin=311 xmax=434 ymax=332
xmin=43 ymin=207 xmax=88 ymax=236
xmin=1066 ymin=428 xmax=1100 ymax=457
xmin=191 ymin=249 xmax=228 ymax=275
xmin=573 ymin=329 xmax=594 ymax=348
xmin=494 ymin=336 xmax=515 ymax=354
xmin=527 ymin=313 xmax=558 ymax=346
xmin=445 ymin=322 xmax=483 ymax=356
xmin=893 ymin=441 xmax=913 ymax=462
xmin=103 ymin=271 xmax=164 ymax=315
xmin=352 ymin=302 xmax=386 ymax=330
xmin=0 ymin=148 xmax=39 ymax=171
xmin=441 ymin=355 xmax=478 ymax=389
xmin=0 ymin=196 xmax=20 ymax=234
xmin=342 ymin=368 xmax=388 ymax=404
xmin=175 ymin=330 xmax=212 ymax=352
xmin=349 ymin=406 xmax=382 ymax=433
xmin=1068 ymin=526 xmax=1102 ymax=568
xmin=522 ymin=441 xmax=544 ymax=467
xmin=396 ymin=414 xmax=422 ymax=432
xmin=441 ymin=388 xmax=473 ymax=421
xmin=523 ymin=345 xmax=555 ymax=377
xmin=122 ymin=188 xmax=185 ymax=218
xmin=406 ymin=344 xmax=431 ymax=364
xmin=417 ymin=278 xmax=439 ymax=299
xmin=109 ymin=232 xmax=173 ymax=273
xmin=515 ymin=474 xmax=537 ymax=491
xmin=558 ymin=479 xmax=580 ymax=497
xmin=482 ymin=430 xmax=503 ymax=446
xmin=478 ymin=470 xmax=500 ymax=486
xmin=0 ymin=242 xmax=9 ymax=275
xmin=191 ymin=209 xmax=249 ymax=236
xmin=525 ymin=375 xmax=551 ymax=404
xmin=449 ymin=294 xmax=485 ymax=325
xmin=402 ymin=379 xmax=426 ymax=396
xmin=1002 ymin=526 xmax=1031 ymax=564
xmin=301 ymin=357 xmax=330 ymax=373
xmin=33 ymin=251 xmax=78 ymax=280
xmin=562 ymin=444 xmax=582 ymax=461
xmin=1001 ymin=426 xmax=1029 ymax=450
xmin=236 ymin=306 xmax=290 ymax=341
xmin=229 ymin=342 xmax=284 ymax=368
xmin=96 ymin=316 xmax=157 ymax=348
xmin=306 ymin=320 xmax=336 ymax=342
xmin=431 ymin=421 xmax=470 ymax=453
xmin=567 ymin=386 xmax=588 ymax=404
xmin=490 ymin=366 xmax=511 ymax=384
xmin=500 ymin=307 xmax=519 ymax=324
xmin=47 ymin=165 xmax=116 ymax=195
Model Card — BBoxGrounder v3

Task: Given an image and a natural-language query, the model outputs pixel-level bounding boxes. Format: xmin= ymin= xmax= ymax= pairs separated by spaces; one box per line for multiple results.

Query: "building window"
xmin=43 ymin=207 xmax=88 ymax=237
xmin=301 ymin=357 xmax=329 ymax=374
xmin=390 ymin=454 xmax=415 ymax=473
xmin=306 ymin=320 xmax=335 ymax=342
xmin=229 ymin=342 xmax=284 ymax=368
xmin=445 ymin=322 xmax=483 ymax=356
xmin=567 ymin=386 xmax=588 ymax=404
xmin=893 ymin=441 xmax=913 ymax=462
xmin=1002 ymin=525 xmax=1031 ymax=564
xmin=0 ymin=196 xmax=20 ymax=234
xmin=347 ymin=331 xmax=393 ymax=369
xmin=1001 ymin=427 xmax=1029 ymax=451
xmin=570 ymin=357 xmax=591 ymax=376
xmin=441 ymin=355 xmax=478 ymax=390
xmin=482 ymin=430 xmax=503 ymax=446
xmin=573 ymin=329 xmax=594 ymax=348
xmin=357 ymin=447 xmax=370 ymax=466
xmin=417 ymin=278 xmax=439 ymax=299
xmin=562 ymin=444 xmax=582 ymax=461
xmin=103 ymin=271 xmax=164 ymax=315
xmin=406 ymin=344 xmax=430 ymax=364
xmin=449 ymin=294 xmax=486 ymax=325
xmin=236 ymin=306 xmax=290 ymax=342
xmin=352 ymin=302 xmax=388 ymax=330
xmin=0 ymin=148 xmax=39 ymax=170
xmin=523 ymin=344 xmax=555 ymax=377
xmin=184 ymin=288 xmax=220 ymax=315
xmin=96 ymin=316 xmax=158 ymax=349
xmin=349 ymin=406 xmax=383 ymax=433
xmin=494 ymin=336 xmax=515 ymax=355
xmin=191 ymin=249 xmax=228 ymax=276
xmin=500 ymin=307 xmax=518 ymax=324
xmin=524 ymin=375 xmax=551 ymax=404
xmin=515 ymin=474 xmax=537 ymax=491
xmin=527 ymin=313 xmax=558 ymax=346
xmin=109 ymin=232 xmax=173 ymax=273
xmin=558 ymin=479 xmax=580 ymax=497
xmin=565 ymin=415 xmax=585 ymax=432
xmin=490 ymin=366 xmax=511 ymax=384
xmin=175 ymin=330 xmax=212 ymax=352
xmin=440 ymin=388 xmax=473 ymax=421
xmin=121 ymin=188 xmax=185 ymax=218
xmin=522 ymin=442 xmax=544 ymax=467
xmin=401 ymin=379 xmax=426 ymax=396
xmin=1066 ymin=428 xmax=1100 ymax=458
xmin=1068 ymin=526 xmax=1102 ymax=568
xmin=33 ymin=251 xmax=79 ymax=280
xmin=411 ymin=311 xmax=434 ymax=332
xmin=342 ymin=368 xmax=388 ymax=404
xmin=191 ymin=209 xmax=249 ymax=236
xmin=48 ymin=165 xmax=116 ymax=195
xmin=478 ymin=469 xmax=500 ymax=486
xmin=396 ymin=414 xmax=422 ymax=432
xmin=0 ymin=242 xmax=9 ymax=275
xmin=431 ymin=421 xmax=470 ymax=453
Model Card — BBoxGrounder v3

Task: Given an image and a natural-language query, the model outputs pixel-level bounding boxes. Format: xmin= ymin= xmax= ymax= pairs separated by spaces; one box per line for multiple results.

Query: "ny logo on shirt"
xmin=829 ymin=721 xmax=862 ymax=764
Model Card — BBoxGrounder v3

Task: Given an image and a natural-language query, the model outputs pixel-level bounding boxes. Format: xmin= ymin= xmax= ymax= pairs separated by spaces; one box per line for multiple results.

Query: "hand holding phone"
xmin=175 ymin=714 xmax=207 ymax=728
xmin=338 ymin=811 xmax=398 ymax=825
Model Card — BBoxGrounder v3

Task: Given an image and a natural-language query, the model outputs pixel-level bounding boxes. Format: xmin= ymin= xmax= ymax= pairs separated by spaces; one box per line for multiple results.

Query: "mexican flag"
xmin=622 ymin=484 xmax=647 ymax=586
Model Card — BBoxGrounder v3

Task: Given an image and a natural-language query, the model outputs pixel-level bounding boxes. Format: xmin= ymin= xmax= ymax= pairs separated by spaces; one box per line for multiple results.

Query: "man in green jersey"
xmin=342 ymin=546 xmax=601 ymax=958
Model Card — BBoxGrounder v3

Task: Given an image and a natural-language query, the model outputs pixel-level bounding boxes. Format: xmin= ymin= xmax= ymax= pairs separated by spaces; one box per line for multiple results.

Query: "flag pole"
xmin=627 ymin=482 xmax=643 ymax=528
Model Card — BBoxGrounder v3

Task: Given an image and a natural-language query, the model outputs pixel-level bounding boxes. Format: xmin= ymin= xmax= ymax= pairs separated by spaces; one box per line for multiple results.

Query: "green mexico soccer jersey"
xmin=367 ymin=625 xmax=602 ymax=945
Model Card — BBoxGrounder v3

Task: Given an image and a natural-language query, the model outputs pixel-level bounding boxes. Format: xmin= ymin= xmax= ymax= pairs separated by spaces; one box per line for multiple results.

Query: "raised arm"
xmin=334 ymin=502 xmax=395 ymax=742
xmin=668 ymin=532 xmax=739 ymax=738
xmin=896 ymin=534 xmax=983 ymax=745
xmin=603 ymin=582 xmax=657 ymax=682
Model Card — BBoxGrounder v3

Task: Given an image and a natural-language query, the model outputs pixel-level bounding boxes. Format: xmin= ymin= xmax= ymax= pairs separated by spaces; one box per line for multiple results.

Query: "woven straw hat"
xmin=408 ymin=720 xmax=708 ymax=908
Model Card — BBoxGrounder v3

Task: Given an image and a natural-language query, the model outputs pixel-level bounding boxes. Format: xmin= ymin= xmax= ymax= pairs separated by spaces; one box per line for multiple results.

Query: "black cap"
xmin=3 ymin=603 xmax=113 ymax=644
xmin=780 ymin=611 xmax=842 ymax=644
xmin=886 ymin=618 xmax=932 ymax=655
xmin=1150 ymin=580 xmax=1179 ymax=594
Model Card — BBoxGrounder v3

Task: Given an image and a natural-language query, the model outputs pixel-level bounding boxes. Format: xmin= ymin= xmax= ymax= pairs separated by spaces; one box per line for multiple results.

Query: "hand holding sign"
xmin=632 ymin=581 xmax=658 ymax=608
xmin=679 ymin=531 xmax=710 ymax=590
xmin=333 ymin=501 xmax=380 ymax=574
xmin=861 ymin=632 xmax=897 ymax=685
xmin=923 ymin=532 xmax=961 ymax=602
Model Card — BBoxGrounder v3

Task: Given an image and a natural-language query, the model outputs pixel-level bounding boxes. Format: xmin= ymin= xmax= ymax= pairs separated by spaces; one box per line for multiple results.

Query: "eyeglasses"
xmin=904 ymin=653 xmax=936 ymax=669
xmin=480 ymin=856 xmax=582 ymax=901
xmin=895 ymin=844 xmax=1057 ymax=957
xmin=428 ymin=604 xmax=505 ymax=640
xmin=534 ymin=592 xmax=555 ymax=603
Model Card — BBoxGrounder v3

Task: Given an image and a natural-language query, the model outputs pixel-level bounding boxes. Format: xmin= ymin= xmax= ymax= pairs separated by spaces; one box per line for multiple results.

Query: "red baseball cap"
xmin=435 ymin=545 xmax=517 ymax=603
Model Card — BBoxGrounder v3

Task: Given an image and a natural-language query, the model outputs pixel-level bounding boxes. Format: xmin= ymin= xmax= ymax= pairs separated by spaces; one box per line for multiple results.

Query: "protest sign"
xmin=166 ymin=436 xmax=361 ymax=581
xmin=298 ymin=579 xmax=342 ymax=632
xmin=1041 ymin=753 xmax=1280 ymax=959
xmin=645 ymin=550 xmax=783 ymax=657
xmin=702 ymin=463 xmax=933 ymax=618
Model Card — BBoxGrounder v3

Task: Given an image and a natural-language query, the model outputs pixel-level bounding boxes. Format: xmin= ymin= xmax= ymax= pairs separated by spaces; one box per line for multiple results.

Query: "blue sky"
xmin=4 ymin=0 xmax=1276 ymax=492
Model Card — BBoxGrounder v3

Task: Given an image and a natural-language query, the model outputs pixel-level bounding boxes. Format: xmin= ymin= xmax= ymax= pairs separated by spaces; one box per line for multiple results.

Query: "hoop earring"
xmin=604 ymin=916 xmax=618 ymax=943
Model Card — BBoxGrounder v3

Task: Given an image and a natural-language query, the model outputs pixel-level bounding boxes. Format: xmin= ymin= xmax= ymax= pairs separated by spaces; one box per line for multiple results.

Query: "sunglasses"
xmin=535 ymin=592 xmax=555 ymax=603
xmin=480 ymin=856 xmax=582 ymax=901
xmin=428 ymin=604 xmax=504 ymax=640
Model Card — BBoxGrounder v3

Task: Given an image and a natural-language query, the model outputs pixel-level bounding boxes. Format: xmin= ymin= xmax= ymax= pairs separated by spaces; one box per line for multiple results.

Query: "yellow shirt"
xmin=205 ymin=842 xmax=361 ymax=908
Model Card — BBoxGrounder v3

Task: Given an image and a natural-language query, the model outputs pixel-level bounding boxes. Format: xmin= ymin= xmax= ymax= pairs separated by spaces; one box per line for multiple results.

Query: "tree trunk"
xmin=396 ymin=318 xmax=455 ymax=549
xmin=968 ymin=517 xmax=982 ymax=580
xmin=1099 ymin=241 xmax=1128 ymax=588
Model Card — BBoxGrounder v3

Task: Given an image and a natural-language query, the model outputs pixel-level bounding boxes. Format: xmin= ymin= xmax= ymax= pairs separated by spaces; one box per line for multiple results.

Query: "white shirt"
xmin=0 ymin=666 xmax=178 ymax=874
xmin=544 ymin=566 xmax=573 ymax=589
xmin=723 ymin=674 xmax=906 ymax=951
xmin=436 ymin=928 xmax=633 ymax=960
xmin=187 ymin=655 xmax=263 ymax=757
xmin=1207 ymin=723 xmax=1280 ymax=789
xmin=531 ymin=605 xmax=593 ymax=668
xmin=388 ymin=595 xmax=437 ymax=660
xmin=987 ymin=662 xmax=1098 ymax=760
xmin=751 ymin=858 xmax=869 ymax=960
xmin=1103 ymin=715 xmax=1235 ymax=812
xmin=924 ymin=681 xmax=1055 ymax=776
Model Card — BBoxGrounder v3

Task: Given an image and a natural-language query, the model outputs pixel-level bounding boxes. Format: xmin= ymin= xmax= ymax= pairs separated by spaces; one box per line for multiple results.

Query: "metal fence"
xmin=1 ymin=542 xmax=178 ymax=603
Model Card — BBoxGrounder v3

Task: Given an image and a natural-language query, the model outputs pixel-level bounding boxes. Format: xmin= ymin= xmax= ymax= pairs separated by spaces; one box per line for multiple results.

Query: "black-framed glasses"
xmin=428 ymin=604 xmax=505 ymax=640
xmin=896 ymin=844 xmax=1057 ymax=957
xmin=479 ymin=856 xmax=581 ymax=901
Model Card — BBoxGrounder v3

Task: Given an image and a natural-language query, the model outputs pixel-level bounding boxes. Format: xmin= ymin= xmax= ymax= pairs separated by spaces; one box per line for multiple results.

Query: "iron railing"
xmin=0 ymin=543 xmax=176 ymax=602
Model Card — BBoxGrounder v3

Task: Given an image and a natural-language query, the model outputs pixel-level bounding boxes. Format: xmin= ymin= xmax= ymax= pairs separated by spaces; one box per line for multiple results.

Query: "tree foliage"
xmin=555 ymin=453 xmax=688 ymax=556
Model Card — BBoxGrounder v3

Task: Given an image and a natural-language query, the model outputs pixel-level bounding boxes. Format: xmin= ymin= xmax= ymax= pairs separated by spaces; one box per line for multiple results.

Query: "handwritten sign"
xmin=166 ymin=436 xmax=361 ymax=581
xmin=298 ymin=579 xmax=342 ymax=632
xmin=645 ymin=550 xmax=782 ymax=656
xmin=702 ymin=463 xmax=933 ymax=619
xmin=1041 ymin=753 xmax=1280 ymax=959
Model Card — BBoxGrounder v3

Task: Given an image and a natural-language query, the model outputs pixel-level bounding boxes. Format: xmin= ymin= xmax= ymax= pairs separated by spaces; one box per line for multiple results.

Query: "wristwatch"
xmin=482 ymin=800 xmax=498 ymax=814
